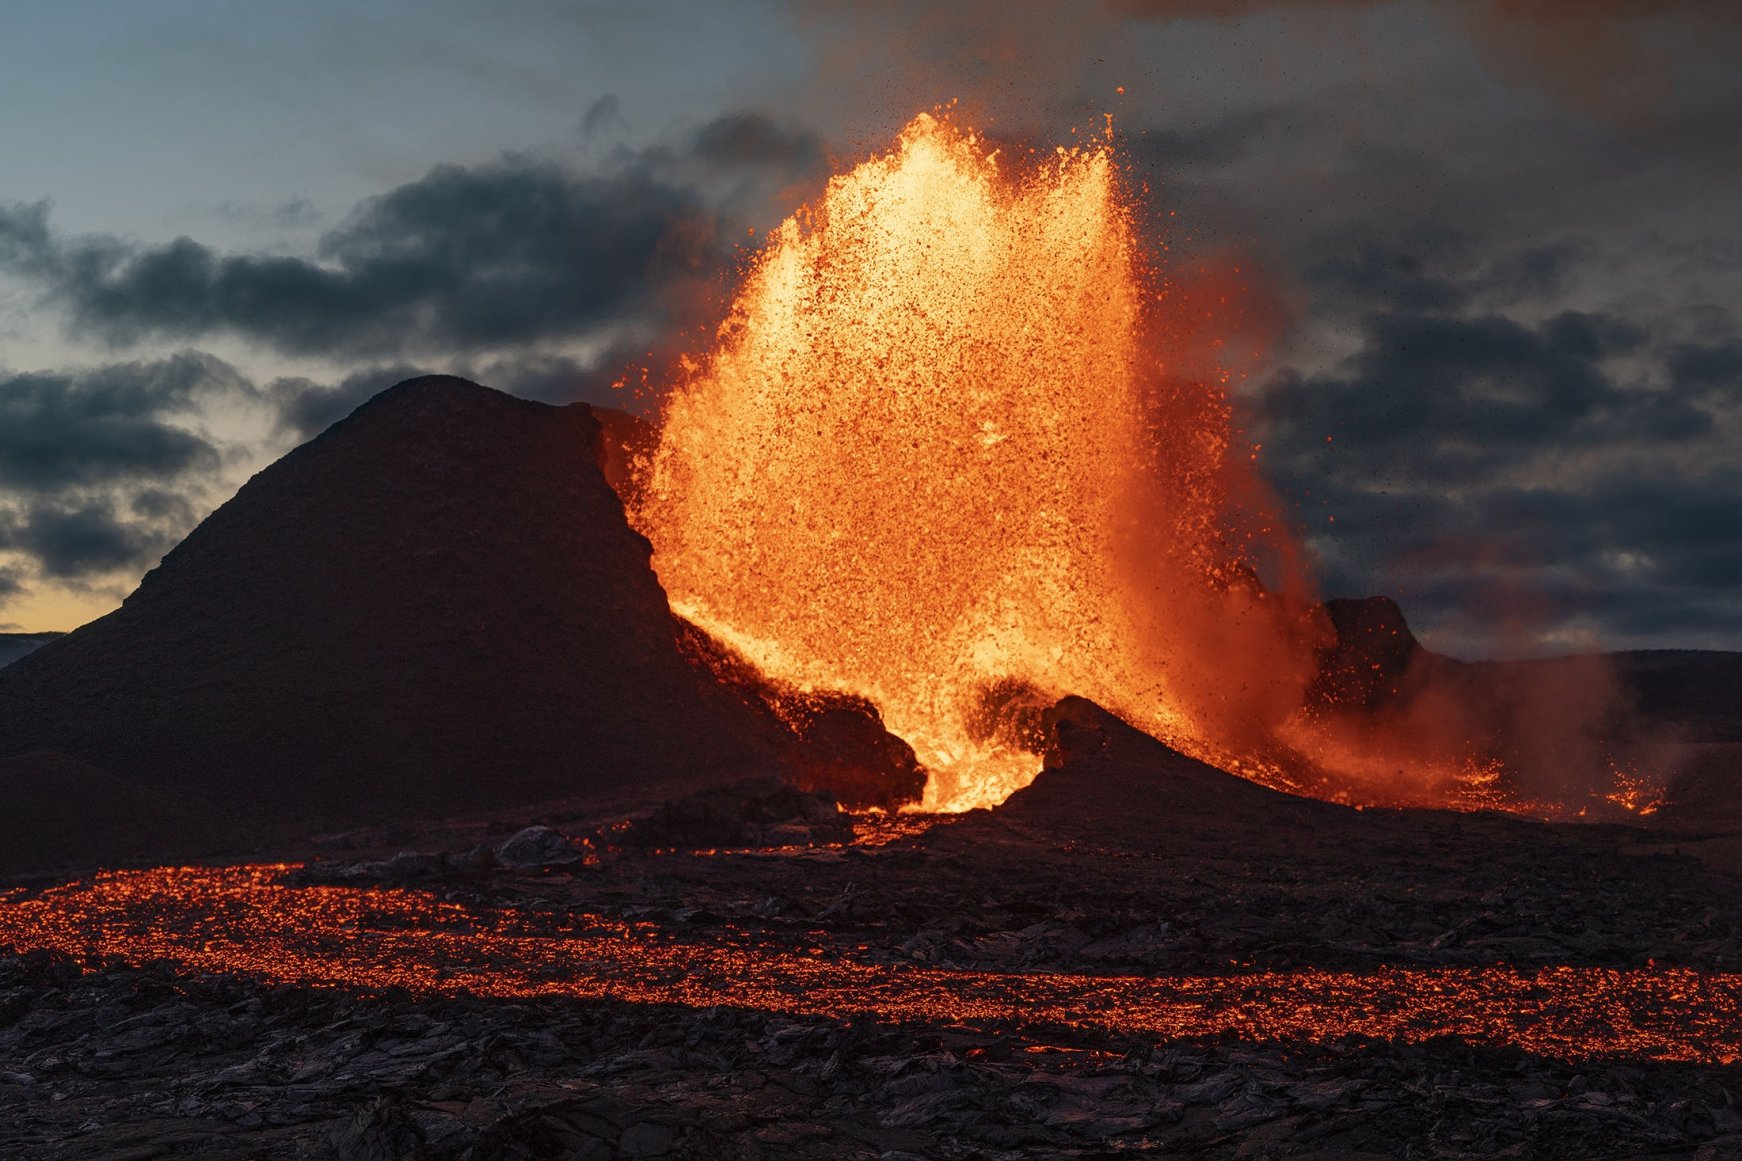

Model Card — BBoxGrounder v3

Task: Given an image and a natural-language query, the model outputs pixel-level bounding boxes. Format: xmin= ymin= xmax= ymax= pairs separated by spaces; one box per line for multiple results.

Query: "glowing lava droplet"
xmin=637 ymin=113 xmax=1320 ymax=811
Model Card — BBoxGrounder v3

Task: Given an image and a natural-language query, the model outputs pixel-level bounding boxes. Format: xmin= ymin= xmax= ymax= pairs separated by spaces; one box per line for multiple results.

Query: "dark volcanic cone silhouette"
xmin=0 ymin=376 xmax=789 ymax=863
xmin=993 ymin=696 xmax=1351 ymax=848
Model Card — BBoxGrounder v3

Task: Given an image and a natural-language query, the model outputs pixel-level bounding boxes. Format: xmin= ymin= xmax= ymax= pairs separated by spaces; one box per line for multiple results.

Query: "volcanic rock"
xmin=1609 ymin=649 xmax=1742 ymax=743
xmin=0 ymin=376 xmax=786 ymax=870
xmin=675 ymin=621 xmax=926 ymax=810
xmin=0 ymin=752 xmax=217 ymax=873
xmin=1307 ymin=595 xmax=1426 ymax=710
xmin=495 ymin=825 xmax=582 ymax=869
xmin=773 ymin=691 xmax=927 ymax=810
xmin=620 ymin=779 xmax=853 ymax=850
xmin=590 ymin=404 xmax=658 ymax=507
xmin=0 ymin=632 xmax=59 ymax=670
xmin=1660 ymin=742 xmax=1742 ymax=819
xmin=994 ymin=696 xmax=1350 ymax=848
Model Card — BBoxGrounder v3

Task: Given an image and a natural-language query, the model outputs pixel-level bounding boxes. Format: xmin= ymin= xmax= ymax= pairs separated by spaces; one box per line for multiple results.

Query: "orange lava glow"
xmin=636 ymin=112 xmax=1332 ymax=811
xmin=4 ymin=864 xmax=1739 ymax=1066
xmin=630 ymin=112 xmax=1671 ymax=818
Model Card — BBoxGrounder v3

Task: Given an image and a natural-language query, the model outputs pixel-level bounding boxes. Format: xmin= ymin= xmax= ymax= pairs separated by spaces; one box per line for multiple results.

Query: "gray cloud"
xmin=0 ymin=163 xmax=693 ymax=357
xmin=0 ymin=112 xmax=826 ymax=362
xmin=2 ymin=66 xmax=1735 ymax=657
xmin=1264 ymin=309 xmax=1709 ymax=474
xmin=1128 ymin=106 xmax=1314 ymax=171
xmin=268 ymin=364 xmax=436 ymax=440
xmin=1253 ymin=230 xmax=1740 ymax=651
xmin=0 ymin=352 xmax=253 ymax=593
xmin=267 ymin=349 xmax=634 ymax=440
xmin=0 ymin=500 xmax=176 ymax=581
xmin=580 ymin=95 xmax=628 ymax=140
xmin=687 ymin=111 xmax=825 ymax=172
xmin=0 ymin=352 xmax=245 ymax=493
xmin=1668 ymin=338 xmax=1742 ymax=400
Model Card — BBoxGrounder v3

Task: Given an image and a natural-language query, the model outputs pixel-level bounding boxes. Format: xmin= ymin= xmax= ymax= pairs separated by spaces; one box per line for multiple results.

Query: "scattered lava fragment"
xmin=3 ymin=864 xmax=1738 ymax=1066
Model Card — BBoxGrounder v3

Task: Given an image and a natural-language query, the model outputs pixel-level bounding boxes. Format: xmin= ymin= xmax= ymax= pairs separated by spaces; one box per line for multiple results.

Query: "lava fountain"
xmin=636 ymin=112 xmax=1330 ymax=811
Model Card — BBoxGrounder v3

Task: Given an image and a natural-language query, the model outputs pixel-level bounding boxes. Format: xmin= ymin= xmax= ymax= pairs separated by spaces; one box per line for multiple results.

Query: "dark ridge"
xmin=1307 ymin=595 xmax=1429 ymax=710
xmin=0 ymin=375 xmax=786 ymax=868
xmin=674 ymin=618 xmax=926 ymax=810
xmin=0 ymin=752 xmax=220 ymax=874
xmin=1307 ymin=596 xmax=1742 ymax=810
xmin=591 ymin=405 xmax=657 ymax=508
xmin=990 ymin=695 xmax=1350 ymax=846
xmin=1608 ymin=651 xmax=1742 ymax=743
xmin=0 ymin=633 xmax=62 ymax=670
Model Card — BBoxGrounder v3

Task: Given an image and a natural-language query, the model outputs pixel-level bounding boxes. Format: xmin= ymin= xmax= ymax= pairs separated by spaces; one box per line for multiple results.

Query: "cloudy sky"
xmin=1 ymin=0 xmax=1738 ymax=655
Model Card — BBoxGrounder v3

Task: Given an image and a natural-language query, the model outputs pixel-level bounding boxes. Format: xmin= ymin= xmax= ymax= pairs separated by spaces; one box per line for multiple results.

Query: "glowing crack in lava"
xmin=638 ymin=113 xmax=1323 ymax=811
xmin=3 ymin=865 xmax=1739 ymax=1066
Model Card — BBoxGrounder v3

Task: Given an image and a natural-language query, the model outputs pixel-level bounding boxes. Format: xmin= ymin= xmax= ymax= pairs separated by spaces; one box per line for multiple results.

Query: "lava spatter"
xmin=636 ymin=113 xmax=1322 ymax=811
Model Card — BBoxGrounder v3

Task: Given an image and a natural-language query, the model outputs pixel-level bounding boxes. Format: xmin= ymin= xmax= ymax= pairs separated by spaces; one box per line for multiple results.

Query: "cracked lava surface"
xmin=2 ymin=863 xmax=1737 ymax=1067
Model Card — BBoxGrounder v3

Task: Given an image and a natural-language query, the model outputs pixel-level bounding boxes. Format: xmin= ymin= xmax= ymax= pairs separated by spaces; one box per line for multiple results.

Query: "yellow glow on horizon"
xmin=1 ymin=580 xmax=122 ymax=634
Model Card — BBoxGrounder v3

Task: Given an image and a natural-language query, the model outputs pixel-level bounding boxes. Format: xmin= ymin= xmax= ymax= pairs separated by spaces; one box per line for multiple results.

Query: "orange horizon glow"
xmin=0 ymin=583 xmax=116 ymax=635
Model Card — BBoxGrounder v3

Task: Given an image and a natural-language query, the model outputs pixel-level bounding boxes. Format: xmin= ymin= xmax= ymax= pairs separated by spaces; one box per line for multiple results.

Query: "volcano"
xmin=0 ymin=377 xmax=798 ymax=868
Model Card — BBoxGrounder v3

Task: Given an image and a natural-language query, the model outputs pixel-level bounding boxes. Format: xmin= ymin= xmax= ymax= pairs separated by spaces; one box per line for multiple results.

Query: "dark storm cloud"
xmin=0 ymin=500 xmax=174 ymax=580
xmin=579 ymin=95 xmax=628 ymax=140
xmin=0 ymin=163 xmax=696 ymax=357
xmin=0 ymin=112 xmax=826 ymax=361
xmin=1667 ymin=338 xmax=1742 ymax=400
xmin=1304 ymin=247 xmax=1470 ymax=316
xmin=267 ymin=364 xmax=435 ymax=440
xmin=688 ymin=111 xmax=825 ymax=171
xmin=267 ymin=350 xmax=632 ymax=440
xmin=0 ymin=353 xmax=244 ymax=493
xmin=1458 ymin=1 xmax=1742 ymax=151
xmin=1262 ymin=309 xmax=1707 ymax=478
xmin=1254 ymin=221 xmax=1739 ymax=651
xmin=1128 ymin=106 xmax=1311 ymax=171
xmin=0 ymin=344 xmax=642 ymax=595
xmin=1292 ymin=231 xmax=1608 ymax=323
xmin=1272 ymin=462 xmax=1742 ymax=654
xmin=1439 ymin=475 xmax=1742 ymax=596
xmin=0 ymin=200 xmax=53 ymax=272
xmin=464 ymin=350 xmax=632 ymax=407
xmin=1475 ymin=243 xmax=1597 ymax=308
xmin=0 ymin=352 xmax=254 ymax=589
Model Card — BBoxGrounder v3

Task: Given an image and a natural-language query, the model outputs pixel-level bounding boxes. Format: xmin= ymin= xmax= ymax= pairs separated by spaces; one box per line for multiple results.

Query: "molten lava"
xmin=638 ymin=113 xmax=1323 ymax=811
xmin=633 ymin=111 xmax=1665 ymax=816
xmin=2 ymin=865 xmax=1737 ymax=1066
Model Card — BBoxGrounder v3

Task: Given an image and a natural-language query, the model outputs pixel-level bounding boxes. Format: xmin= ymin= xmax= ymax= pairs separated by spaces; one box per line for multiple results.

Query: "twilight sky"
xmin=1 ymin=0 xmax=1738 ymax=655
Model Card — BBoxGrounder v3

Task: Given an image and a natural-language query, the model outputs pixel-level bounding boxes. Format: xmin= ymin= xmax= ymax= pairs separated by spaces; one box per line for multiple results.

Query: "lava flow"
xmin=3 ymin=864 xmax=1739 ymax=1066
xmin=636 ymin=112 xmax=1327 ymax=812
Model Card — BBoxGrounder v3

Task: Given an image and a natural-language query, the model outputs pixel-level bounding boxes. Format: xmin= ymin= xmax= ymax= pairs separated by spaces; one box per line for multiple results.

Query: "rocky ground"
xmin=5 ymin=946 xmax=1742 ymax=1161
xmin=5 ymin=707 xmax=1742 ymax=1159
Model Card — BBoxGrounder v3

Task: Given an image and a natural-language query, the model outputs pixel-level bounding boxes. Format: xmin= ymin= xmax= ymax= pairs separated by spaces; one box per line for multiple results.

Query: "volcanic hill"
xmin=0 ymin=376 xmax=794 ymax=868
xmin=0 ymin=632 xmax=60 ymax=670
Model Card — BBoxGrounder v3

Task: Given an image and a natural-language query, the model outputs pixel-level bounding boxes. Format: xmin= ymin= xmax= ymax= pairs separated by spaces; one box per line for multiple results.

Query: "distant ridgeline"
xmin=0 ymin=634 xmax=61 ymax=670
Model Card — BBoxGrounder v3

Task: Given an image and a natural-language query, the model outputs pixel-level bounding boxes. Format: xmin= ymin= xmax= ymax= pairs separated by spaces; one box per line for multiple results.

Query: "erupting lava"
xmin=638 ymin=113 xmax=1322 ymax=811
